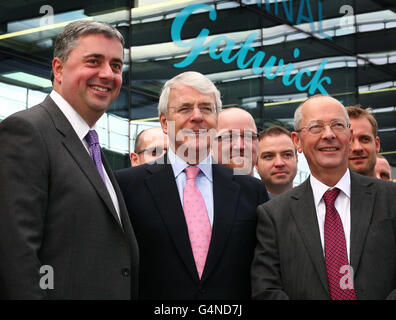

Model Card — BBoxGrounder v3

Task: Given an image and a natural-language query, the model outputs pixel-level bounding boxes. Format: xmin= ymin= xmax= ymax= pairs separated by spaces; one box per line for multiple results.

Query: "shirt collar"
xmin=310 ymin=169 xmax=351 ymax=207
xmin=168 ymin=147 xmax=213 ymax=182
xmin=50 ymin=90 xmax=96 ymax=141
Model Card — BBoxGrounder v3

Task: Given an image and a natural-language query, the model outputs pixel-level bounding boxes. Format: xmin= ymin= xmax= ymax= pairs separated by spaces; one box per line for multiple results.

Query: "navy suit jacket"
xmin=116 ymin=156 xmax=268 ymax=299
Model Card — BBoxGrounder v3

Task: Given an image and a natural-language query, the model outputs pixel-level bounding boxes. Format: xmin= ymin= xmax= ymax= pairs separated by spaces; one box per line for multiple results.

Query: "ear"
xmin=291 ymin=132 xmax=302 ymax=153
xmin=159 ymin=113 xmax=168 ymax=134
xmin=130 ymin=152 xmax=139 ymax=167
xmin=52 ymin=57 xmax=64 ymax=85
xmin=375 ymin=136 xmax=380 ymax=154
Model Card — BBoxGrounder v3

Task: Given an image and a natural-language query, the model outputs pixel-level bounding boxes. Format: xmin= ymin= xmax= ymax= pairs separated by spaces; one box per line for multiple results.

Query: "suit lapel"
xmin=42 ymin=95 xmax=122 ymax=227
xmin=144 ymin=161 xmax=199 ymax=282
xmin=349 ymin=172 xmax=375 ymax=273
xmin=201 ymin=165 xmax=240 ymax=283
xmin=290 ymin=179 xmax=329 ymax=294
xmin=101 ymin=154 xmax=129 ymax=229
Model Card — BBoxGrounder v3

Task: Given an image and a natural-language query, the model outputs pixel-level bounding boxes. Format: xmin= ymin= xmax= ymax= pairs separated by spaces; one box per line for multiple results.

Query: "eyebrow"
xmin=83 ymin=53 xmax=123 ymax=64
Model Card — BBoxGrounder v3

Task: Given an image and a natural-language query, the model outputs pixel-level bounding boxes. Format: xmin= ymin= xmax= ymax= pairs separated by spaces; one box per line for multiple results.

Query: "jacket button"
xmin=121 ymin=268 xmax=130 ymax=277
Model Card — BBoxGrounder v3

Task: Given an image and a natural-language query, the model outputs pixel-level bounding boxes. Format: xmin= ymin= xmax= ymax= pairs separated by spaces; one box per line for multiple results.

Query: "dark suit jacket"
xmin=0 ymin=95 xmax=139 ymax=299
xmin=115 ymin=157 xmax=268 ymax=299
xmin=251 ymin=171 xmax=396 ymax=300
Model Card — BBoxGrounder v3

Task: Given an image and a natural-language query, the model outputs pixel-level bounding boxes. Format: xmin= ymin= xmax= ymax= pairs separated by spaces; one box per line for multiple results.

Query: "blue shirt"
xmin=167 ymin=147 xmax=214 ymax=226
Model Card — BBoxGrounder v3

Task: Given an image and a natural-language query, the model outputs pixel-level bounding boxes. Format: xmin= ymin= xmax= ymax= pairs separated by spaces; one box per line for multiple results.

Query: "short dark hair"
xmin=51 ymin=20 xmax=124 ymax=82
xmin=134 ymin=129 xmax=148 ymax=153
xmin=258 ymin=125 xmax=292 ymax=141
xmin=346 ymin=105 xmax=378 ymax=137
xmin=258 ymin=126 xmax=296 ymax=153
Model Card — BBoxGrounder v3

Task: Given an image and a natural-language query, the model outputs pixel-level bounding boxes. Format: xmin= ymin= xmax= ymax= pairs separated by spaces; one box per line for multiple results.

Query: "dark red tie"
xmin=323 ymin=188 xmax=357 ymax=300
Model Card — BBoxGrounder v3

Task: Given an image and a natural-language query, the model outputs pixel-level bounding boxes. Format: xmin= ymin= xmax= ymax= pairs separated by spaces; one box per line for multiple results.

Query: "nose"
xmin=190 ymin=106 xmax=203 ymax=121
xmin=98 ymin=62 xmax=114 ymax=80
xmin=321 ymin=124 xmax=336 ymax=140
xmin=231 ymin=133 xmax=245 ymax=150
xmin=274 ymin=154 xmax=285 ymax=167
xmin=350 ymin=137 xmax=363 ymax=153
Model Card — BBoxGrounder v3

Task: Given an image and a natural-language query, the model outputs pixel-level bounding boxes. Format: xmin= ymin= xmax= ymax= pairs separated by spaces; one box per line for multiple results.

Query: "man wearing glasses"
xmin=213 ymin=107 xmax=259 ymax=176
xmin=251 ymin=94 xmax=396 ymax=300
xmin=116 ymin=71 xmax=268 ymax=299
xmin=130 ymin=127 xmax=168 ymax=166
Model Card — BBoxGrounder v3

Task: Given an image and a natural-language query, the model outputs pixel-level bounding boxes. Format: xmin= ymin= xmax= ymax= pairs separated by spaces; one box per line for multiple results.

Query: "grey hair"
xmin=294 ymin=94 xmax=349 ymax=131
xmin=157 ymin=71 xmax=222 ymax=117
xmin=51 ymin=20 xmax=124 ymax=81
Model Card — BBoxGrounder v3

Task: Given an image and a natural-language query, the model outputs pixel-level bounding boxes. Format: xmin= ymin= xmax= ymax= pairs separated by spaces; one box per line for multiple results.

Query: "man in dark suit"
xmin=0 ymin=20 xmax=138 ymax=299
xmin=251 ymin=94 xmax=396 ymax=300
xmin=116 ymin=71 xmax=268 ymax=299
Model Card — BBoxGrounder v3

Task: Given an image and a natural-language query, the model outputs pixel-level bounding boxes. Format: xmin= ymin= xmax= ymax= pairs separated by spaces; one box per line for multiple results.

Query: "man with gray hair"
xmin=116 ymin=71 xmax=268 ymax=299
xmin=252 ymin=94 xmax=396 ymax=300
xmin=0 ymin=20 xmax=139 ymax=299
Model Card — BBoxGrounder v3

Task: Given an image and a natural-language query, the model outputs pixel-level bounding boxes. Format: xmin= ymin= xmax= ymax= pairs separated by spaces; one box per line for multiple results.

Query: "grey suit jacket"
xmin=251 ymin=171 xmax=396 ymax=300
xmin=0 ymin=95 xmax=139 ymax=299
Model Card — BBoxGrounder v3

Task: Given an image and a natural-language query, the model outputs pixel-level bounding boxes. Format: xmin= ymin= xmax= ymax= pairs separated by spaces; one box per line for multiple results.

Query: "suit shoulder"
xmin=352 ymin=171 xmax=396 ymax=193
xmin=214 ymin=164 xmax=265 ymax=186
xmin=0 ymin=102 xmax=50 ymax=131
xmin=115 ymin=163 xmax=161 ymax=185
xmin=259 ymin=182 xmax=306 ymax=212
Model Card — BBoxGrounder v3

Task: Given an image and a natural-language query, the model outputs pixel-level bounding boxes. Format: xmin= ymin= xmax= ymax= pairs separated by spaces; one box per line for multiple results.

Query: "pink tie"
xmin=183 ymin=166 xmax=212 ymax=279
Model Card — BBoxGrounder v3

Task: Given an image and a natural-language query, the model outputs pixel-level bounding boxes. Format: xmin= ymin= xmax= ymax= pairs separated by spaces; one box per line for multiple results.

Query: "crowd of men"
xmin=0 ymin=20 xmax=395 ymax=300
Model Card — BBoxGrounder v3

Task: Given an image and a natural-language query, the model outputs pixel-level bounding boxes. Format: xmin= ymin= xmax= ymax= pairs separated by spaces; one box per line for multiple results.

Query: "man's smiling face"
xmin=53 ymin=33 xmax=123 ymax=126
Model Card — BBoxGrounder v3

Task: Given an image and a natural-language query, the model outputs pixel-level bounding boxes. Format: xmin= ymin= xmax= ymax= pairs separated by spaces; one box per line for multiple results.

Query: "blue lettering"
xmin=307 ymin=59 xmax=331 ymax=94
xmin=263 ymin=56 xmax=284 ymax=79
xmin=296 ymin=0 xmax=316 ymax=33
xmin=171 ymin=4 xmax=332 ymax=96
xmin=318 ymin=0 xmax=332 ymax=40
xmin=172 ymin=4 xmax=216 ymax=68
xmin=235 ymin=33 xmax=263 ymax=70
xmin=282 ymin=0 xmax=294 ymax=23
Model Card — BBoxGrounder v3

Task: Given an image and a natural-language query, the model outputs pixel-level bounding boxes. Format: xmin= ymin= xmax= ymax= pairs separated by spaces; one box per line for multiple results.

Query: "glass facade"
xmin=1 ymin=0 xmax=395 ymax=180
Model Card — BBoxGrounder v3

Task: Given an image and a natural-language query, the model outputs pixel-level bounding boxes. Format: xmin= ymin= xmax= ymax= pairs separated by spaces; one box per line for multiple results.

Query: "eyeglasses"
xmin=216 ymin=131 xmax=259 ymax=142
xmin=169 ymin=105 xmax=216 ymax=116
xmin=297 ymin=119 xmax=350 ymax=135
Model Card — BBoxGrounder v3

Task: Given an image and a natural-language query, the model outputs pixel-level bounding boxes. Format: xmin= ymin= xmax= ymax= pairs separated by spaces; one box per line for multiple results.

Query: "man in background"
xmin=130 ymin=127 xmax=168 ymax=166
xmin=256 ymin=126 xmax=298 ymax=198
xmin=214 ymin=107 xmax=258 ymax=175
xmin=347 ymin=105 xmax=380 ymax=178
xmin=0 ymin=20 xmax=138 ymax=299
xmin=375 ymin=154 xmax=392 ymax=181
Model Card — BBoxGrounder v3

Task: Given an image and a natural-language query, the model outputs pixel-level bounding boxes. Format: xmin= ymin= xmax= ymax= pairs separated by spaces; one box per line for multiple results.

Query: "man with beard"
xmin=116 ymin=71 xmax=268 ymax=299
xmin=347 ymin=106 xmax=380 ymax=178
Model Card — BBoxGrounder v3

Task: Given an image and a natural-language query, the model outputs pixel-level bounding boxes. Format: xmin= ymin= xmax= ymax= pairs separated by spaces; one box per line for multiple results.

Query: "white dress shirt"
xmin=50 ymin=90 xmax=121 ymax=222
xmin=310 ymin=169 xmax=351 ymax=261
xmin=167 ymin=147 xmax=214 ymax=227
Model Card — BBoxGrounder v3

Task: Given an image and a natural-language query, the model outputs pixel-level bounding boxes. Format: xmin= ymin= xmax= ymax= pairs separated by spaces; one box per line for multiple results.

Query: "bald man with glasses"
xmin=251 ymin=94 xmax=396 ymax=300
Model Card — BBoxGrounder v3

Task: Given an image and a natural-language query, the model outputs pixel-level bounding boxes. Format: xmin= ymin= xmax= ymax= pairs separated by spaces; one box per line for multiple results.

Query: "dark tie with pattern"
xmin=85 ymin=130 xmax=106 ymax=183
xmin=323 ymin=188 xmax=357 ymax=300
